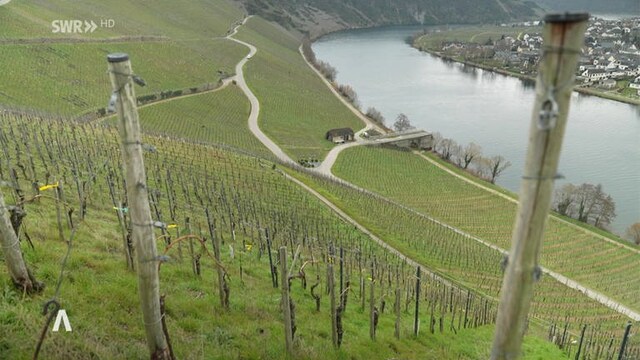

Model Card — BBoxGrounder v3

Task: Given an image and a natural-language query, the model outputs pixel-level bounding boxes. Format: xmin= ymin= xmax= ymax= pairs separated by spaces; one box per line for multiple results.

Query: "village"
xmin=433 ymin=16 xmax=640 ymax=99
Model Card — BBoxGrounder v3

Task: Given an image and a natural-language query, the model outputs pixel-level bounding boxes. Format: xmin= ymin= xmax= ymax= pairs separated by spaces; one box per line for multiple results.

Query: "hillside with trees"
xmin=240 ymin=0 xmax=543 ymax=38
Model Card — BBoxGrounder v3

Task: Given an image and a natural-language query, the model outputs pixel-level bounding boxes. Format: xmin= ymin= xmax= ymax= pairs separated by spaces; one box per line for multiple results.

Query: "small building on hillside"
xmin=326 ymin=128 xmax=354 ymax=144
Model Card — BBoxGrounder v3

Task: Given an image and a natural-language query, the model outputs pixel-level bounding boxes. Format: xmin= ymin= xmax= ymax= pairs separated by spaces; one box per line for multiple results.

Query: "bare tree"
xmin=461 ymin=143 xmax=482 ymax=169
xmin=393 ymin=113 xmax=413 ymax=132
xmin=553 ymin=183 xmax=577 ymax=216
xmin=365 ymin=107 xmax=385 ymax=126
xmin=452 ymin=143 xmax=464 ymax=167
xmin=317 ymin=61 xmax=337 ymax=82
xmin=437 ymin=138 xmax=457 ymax=161
xmin=337 ymin=84 xmax=359 ymax=108
xmin=431 ymin=132 xmax=443 ymax=152
xmin=552 ymin=183 xmax=617 ymax=229
xmin=626 ymin=223 xmax=640 ymax=245
xmin=480 ymin=155 xmax=511 ymax=184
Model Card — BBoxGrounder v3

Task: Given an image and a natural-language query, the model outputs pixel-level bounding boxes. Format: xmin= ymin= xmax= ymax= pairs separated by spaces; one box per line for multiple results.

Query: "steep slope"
xmin=240 ymin=0 xmax=543 ymax=38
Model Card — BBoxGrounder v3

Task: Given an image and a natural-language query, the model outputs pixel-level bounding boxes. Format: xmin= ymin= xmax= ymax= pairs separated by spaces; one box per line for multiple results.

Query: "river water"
xmin=313 ymin=26 xmax=640 ymax=235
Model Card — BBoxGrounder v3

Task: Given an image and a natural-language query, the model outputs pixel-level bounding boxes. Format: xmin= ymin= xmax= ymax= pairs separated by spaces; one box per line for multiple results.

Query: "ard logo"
xmin=52 ymin=309 xmax=72 ymax=332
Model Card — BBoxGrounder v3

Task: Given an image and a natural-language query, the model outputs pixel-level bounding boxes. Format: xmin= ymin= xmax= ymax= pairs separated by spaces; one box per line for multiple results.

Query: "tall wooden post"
xmin=491 ymin=13 xmax=588 ymax=360
xmin=414 ymin=266 xmax=421 ymax=337
xmin=329 ymin=264 xmax=338 ymax=348
xmin=107 ymin=53 xmax=170 ymax=360
xmin=394 ymin=288 xmax=401 ymax=339
xmin=0 ymin=190 xmax=39 ymax=293
xmin=279 ymin=247 xmax=293 ymax=355
xmin=617 ymin=322 xmax=632 ymax=360
xmin=369 ymin=264 xmax=376 ymax=341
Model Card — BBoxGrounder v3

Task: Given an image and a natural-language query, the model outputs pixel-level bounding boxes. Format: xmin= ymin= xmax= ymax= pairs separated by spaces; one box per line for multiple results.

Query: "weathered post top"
xmin=107 ymin=53 xmax=129 ymax=63
xmin=544 ymin=12 xmax=589 ymax=24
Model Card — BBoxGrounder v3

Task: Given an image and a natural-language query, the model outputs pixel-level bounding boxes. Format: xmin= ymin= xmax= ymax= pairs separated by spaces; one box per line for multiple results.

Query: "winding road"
xmin=226 ymin=17 xmax=294 ymax=166
xmin=225 ymin=17 xmax=640 ymax=322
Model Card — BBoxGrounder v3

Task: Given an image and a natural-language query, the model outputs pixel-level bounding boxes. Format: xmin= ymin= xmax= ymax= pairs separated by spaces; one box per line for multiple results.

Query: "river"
xmin=313 ymin=25 xmax=640 ymax=235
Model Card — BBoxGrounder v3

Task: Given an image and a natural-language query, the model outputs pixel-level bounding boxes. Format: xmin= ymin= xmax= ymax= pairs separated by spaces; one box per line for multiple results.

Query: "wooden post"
xmin=575 ymin=324 xmax=586 ymax=360
xmin=0 ymin=189 xmax=39 ymax=293
xmin=329 ymin=264 xmax=338 ymax=348
xmin=414 ymin=266 xmax=421 ymax=337
xmin=206 ymin=208 xmax=228 ymax=310
xmin=107 ymin=53 xmax=170 ymax=360
xmin=617 ymin=322 xmax=632 ymax=360
xmin=279 ymin=247 xmax=293 ymax=355
xmin=369 ymin=264 xmax=376 ymax=341
xmin=490 ymin=13 xmax=588 ymax=360
xmin=394 ymin=288 xmax=401 ymax=339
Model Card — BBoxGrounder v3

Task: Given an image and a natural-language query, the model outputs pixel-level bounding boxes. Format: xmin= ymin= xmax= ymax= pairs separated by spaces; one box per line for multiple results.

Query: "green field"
xmin=135 ymin=85 xmax=272 ymax=158
xmin=0 ymin=39 xmax=246 ymax=116
xmin=0 ymin=115 xmax=570 ymax=359
xmin=235 ymin=17 xmax=366 ymax=161
xmin=332 ymin=146 xmax=640 ymax=312
xmin=0 ymin=0 xmax=242 ymax=40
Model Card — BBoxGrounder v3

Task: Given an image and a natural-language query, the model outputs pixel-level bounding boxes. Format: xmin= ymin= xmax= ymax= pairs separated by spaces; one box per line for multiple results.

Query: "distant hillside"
xmin=239 ymin=0 xmax=543 ymax=38
xmin=531 ymin=0 xmax=639 ymax=14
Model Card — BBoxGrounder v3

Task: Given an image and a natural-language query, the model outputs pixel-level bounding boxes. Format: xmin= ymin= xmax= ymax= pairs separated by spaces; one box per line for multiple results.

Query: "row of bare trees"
xmin=431 ymin=132 xmax=511 ymax=184
xmin=553 ymin=183 xmax=617 ymax=230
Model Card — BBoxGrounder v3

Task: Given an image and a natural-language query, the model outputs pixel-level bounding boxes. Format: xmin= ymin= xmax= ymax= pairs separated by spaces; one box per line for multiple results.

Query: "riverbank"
xmin=413 ymin=44 xmax=640 ymax=107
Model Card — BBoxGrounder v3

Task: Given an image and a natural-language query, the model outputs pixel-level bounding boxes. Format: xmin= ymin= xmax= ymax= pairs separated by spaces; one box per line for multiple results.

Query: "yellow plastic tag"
xmin=38 ymin=182 xmax=59 ymax=191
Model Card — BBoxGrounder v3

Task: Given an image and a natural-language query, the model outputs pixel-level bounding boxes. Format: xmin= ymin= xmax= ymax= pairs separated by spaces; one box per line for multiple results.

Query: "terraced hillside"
xmin=136 ymin=85 xmax=272 ymax=159
xmin=0 ymin=0 xmax=247 ymax=116
xmin=289 ymin=167 xmax=639 ymax=339
xmin=0 ymin=0 xmax=242 ymax=39
xmin=1 ymin=0 xmax=639 ymax=358
xmin=333 ymin=146 xmax=640 ymax=312
xmin=0 ymin=114 xmax=570 ymax=359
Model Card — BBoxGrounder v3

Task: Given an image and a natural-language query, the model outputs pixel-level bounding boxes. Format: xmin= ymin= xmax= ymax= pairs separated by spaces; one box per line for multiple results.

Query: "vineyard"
xmin=0 ymin=113 xmax=572 ymax=359
xmin=0 ymin=0 xmax=243 ymax=39
xmin=289 ymin=166 xmax=640 ymax=349
xmin=0 ymin=39 xmax=247 ymax=116
xmin=133 ymin=85 xmax=272 ymax=159
xmin=333 ymin=146 xmax=640 ymax=312
xmin=1 ymin=0 xmax=639 ymax=358
xmin=234 ymin=17 xmax=366 ymax=161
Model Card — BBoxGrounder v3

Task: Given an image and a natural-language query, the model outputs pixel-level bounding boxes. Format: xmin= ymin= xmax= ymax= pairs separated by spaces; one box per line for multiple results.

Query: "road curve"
xmin=226 ymin=18 xmax=640 ymax=322
xmin=227 ymin=17 xmax=295 ymax=166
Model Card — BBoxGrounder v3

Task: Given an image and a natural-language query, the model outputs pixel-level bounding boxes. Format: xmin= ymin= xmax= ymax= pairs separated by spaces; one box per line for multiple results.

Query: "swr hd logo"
xmin=51 ymin=19 xmax=115 ymax=34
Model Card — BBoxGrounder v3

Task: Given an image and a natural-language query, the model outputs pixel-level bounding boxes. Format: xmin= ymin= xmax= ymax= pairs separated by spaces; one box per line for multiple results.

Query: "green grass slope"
xmin=333 ymin=146 xmax=640 ymax=312
xmin=0 ymin=115 xmax=568 ymax=359
xmin=0 ymin=40 xmax=246 ymax=116
xmin=135 ymin=85 xmax=272 ymax=158
xmin=0 ymin=0 xmax=243 ymax=40
xmin=235 ymin=16 xmax=366 ymax=161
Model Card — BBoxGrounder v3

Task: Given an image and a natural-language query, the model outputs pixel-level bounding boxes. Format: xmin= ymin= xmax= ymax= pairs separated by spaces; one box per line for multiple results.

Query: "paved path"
xmin=227 ymin=17 xmax=295 ymax=166
xmin=227 ymin=18 xmax=640 ymax=322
